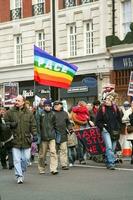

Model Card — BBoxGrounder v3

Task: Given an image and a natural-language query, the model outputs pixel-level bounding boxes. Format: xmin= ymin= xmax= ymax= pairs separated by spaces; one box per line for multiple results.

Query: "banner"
xmin=127 ymin=71 xmax=133 ymax=96
xmin=34 ymin=45 xmax=78 ymax=89
xmin=3 ymin=82 xmax=19 ymax=107
xmin=75 ymin=127 xmax=105 ymax=155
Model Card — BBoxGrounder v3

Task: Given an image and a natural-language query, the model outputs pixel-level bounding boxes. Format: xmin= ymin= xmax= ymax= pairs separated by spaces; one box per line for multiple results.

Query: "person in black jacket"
xmin=53 ymin=100 xmax=73 ymax=170
xmin=38 ymin=99 xmax=58 ymax=175
xmin=95 ymin=94 xmax=122 ymax=170
xmin=0 ymin=107 xmax=14 ymax=170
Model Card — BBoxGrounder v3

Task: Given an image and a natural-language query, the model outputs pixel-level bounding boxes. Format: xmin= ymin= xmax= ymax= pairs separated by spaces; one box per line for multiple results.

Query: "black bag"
xmin=0 ymin=120 xmax=13 ymax=143
xmin=110 ymin=130 xmax=120 ymax=141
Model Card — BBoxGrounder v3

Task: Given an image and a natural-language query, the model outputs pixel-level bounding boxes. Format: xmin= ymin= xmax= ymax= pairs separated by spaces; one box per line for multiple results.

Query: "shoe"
xmin=51 ymin=171 xmax=58 ymax=175
xmin=2 ymin=166 xmax=8 ymax=169
xmin=62 ymin=166 xmax=69 ymax=170
xmin=107 ymin=165 xmax=115 ymax=170
xmin=39 ymin=171 xmax=45 ymax=174
xmin=80 ymin=160 xmax=86 ymax=165
xmin=69 ymin=163 xmax=73 ymax=167
xmin=17 ymin=177 xmax=23 ymax=184
xmin=9 ymin=165 xmax=14 ymax=170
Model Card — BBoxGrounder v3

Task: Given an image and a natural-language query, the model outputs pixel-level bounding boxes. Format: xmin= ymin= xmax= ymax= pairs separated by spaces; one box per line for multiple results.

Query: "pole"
xmin=112 ymin=0 xmax=115 ymax=35
xmin=50 ymin=0 xmax=59 ymax=101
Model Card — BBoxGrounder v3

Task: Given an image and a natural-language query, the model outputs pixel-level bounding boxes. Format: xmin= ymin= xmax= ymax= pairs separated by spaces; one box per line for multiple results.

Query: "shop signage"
xmin=82 ymin=77 xmax=97 ymax=88
xmin=113 ymin=55 xmax=133 ymax=70
xmin=22 ymin=90 xmax=34 ymax=97
xmin=22 ymin=89 xmax=50 ymax=97
xmin=67 ymin=86 xmax=88 ymax=93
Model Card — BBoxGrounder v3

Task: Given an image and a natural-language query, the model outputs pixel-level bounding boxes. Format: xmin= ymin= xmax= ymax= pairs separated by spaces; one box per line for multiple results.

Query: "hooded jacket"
xmin=4 ymin=106 xmax=37 ymax=148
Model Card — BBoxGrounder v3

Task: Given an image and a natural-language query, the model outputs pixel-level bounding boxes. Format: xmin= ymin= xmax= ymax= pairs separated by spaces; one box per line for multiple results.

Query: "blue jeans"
xmin=12 ymin=148 xmax=31 ymax=177
xmin=68 ymin=146 xmax=77 ymax=164
xmin=102 ymin=128 xmax=116 ymax=167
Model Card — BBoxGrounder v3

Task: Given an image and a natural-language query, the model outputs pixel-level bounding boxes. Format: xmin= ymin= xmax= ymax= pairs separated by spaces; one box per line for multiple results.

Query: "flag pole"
xmin=34 ymin=80 xmax=36 ymax=96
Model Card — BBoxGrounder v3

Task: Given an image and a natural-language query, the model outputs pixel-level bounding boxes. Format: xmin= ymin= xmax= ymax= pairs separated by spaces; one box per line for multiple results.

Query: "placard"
xmin=3 ymin=82 xmax=19 ymax=107
xmin=75 ymin=127 xmax=105 ymax=155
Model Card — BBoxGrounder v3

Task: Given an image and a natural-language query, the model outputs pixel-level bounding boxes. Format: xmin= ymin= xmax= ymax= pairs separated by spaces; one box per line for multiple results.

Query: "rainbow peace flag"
xmin=34 ymin=46 xmax=78 ymax=89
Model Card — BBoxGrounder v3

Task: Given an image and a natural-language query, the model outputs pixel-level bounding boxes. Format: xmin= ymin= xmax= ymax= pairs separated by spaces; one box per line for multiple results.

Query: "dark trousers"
xmin=0 ymin=145 xmax=7 ymax=168
xmin=76 ymin=139 xmax=86 ymax=162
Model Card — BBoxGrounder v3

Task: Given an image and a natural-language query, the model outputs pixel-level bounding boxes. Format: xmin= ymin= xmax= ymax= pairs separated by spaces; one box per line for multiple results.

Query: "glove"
xmin=32 ymin=135 xmax=38 ymax=143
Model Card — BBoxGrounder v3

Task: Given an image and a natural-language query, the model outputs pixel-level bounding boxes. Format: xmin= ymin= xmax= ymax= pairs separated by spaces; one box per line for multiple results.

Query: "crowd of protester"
xmin=0 ymin=92 xmax=133 ymax=184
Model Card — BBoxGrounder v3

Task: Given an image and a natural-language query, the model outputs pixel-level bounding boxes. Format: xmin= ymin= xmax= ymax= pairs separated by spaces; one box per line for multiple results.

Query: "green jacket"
xmin=4 ymin=106 xmax=37 ymax=148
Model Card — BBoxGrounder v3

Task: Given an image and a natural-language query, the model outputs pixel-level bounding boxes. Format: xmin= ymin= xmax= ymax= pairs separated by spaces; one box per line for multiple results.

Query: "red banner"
xmin=75 ymin=127 xmax=105 ymax=155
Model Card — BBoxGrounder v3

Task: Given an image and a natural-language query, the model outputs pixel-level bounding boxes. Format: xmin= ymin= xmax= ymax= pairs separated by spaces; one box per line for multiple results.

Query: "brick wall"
xmin=58 ymin=0 xmax=64 ymax=9
xmin=23 ymin=0 xmax=32 ymax=18
xmin=0 ymin=0 xmax=10 ymax=22
xmin=45 ymin=0 xmax=50 ymax=13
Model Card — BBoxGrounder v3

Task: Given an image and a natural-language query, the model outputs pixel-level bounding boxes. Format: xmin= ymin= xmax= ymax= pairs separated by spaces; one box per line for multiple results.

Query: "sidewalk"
xmin=74 ymin=156 xmax=133 ymax=169
xmin=33 ymin=152 xmax=133 ymax=169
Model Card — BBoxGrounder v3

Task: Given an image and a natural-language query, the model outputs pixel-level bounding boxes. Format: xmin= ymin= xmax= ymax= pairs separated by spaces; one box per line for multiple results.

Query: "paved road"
xmin=0 ymin=161 xmax=133 ymax=200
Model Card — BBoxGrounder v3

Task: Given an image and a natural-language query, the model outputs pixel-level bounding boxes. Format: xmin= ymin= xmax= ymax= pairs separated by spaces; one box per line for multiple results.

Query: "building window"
xmin=68 ymin=25 xmax=77 ymax=57
xmin=15 ymin=35 xmax=22 ymax=65
xmin=122 ymin=0 xmax=132 ymax=36
xmin=10 ymin=0 xmax=22 ymax=20
xmin=65 ymin=0 xmax=76 ymax=7
xmin=84 ymin=21 xmax=94 ymax=55
xmin=15 ymin=0 xmax=22 ymax=8
xmin=32 ymin=0 xmax=44 ymax=16
xmin=36 ymin=31 xmax=45 ymax=50
xmin=37 ymin=0 xmax=44 ymax=3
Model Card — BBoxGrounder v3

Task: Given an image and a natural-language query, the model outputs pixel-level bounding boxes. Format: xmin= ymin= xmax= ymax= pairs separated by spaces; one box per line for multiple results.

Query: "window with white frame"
xmin=15 ymin=0 xmax=22 ymax=8
xmin=122 ymin=0 xmax=132 ymax=37
xmin=68 ymin=25 xmax=77 ymax=57
xmin=36 ymin=31 xmax=45 ymax=50
xmin=10 ymin=0 xmax=22 ymax=9
xmin=84 ymin=21 xmax=94 ymax=55
xmin=15 ymin=35 xmax=22 ymax=65
xmin=37 ymin=0 xmax=44 ymax=3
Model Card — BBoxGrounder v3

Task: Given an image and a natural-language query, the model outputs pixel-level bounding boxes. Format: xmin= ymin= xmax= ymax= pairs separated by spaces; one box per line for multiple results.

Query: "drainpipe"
xmin=50 ymin=0 xmax=59 ymax=101
xmin=112 ymin=0 xmax=115 ymax=35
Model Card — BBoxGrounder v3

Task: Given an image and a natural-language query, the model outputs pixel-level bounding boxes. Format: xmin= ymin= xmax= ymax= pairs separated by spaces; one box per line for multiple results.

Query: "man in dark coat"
xmin=53 ymin=100 xmax=73 ymax=170
xmin=38 ymin=99 xmax=58 ymax=175
xmin=4 ymin=95 xmax=37 ymax=184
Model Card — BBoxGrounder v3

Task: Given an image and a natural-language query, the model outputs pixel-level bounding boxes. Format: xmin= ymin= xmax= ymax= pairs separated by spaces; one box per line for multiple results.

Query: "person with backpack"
xmin=95 ymin=94 xmax=122 ymax=170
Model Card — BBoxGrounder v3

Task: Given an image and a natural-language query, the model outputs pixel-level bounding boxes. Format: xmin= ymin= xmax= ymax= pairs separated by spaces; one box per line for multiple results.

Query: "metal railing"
xmin=10 ymin=8 xmax=21 ymax=20
xmin=32 ymin=3 xmax=44 ymax=16
xmin=81 ymin=0 xmax=99 ymax=4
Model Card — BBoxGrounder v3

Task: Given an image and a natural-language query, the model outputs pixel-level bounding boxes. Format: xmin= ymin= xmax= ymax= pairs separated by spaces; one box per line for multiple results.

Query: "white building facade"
xmin=0 ymin=0 xmax=133 ymax=105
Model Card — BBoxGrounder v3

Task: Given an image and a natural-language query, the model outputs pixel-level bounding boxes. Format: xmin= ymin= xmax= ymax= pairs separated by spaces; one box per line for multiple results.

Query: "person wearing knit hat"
xmin=43 ymin=99 xmax=52 ymax=107
xmin=38 ymin=99 xmax=58 ymax=175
